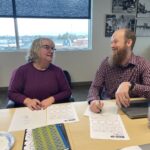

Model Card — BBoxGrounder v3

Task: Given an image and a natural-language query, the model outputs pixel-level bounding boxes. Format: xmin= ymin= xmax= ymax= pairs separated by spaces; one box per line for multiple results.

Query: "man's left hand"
xmin=115 ymin=82 xmax=131 ymax=108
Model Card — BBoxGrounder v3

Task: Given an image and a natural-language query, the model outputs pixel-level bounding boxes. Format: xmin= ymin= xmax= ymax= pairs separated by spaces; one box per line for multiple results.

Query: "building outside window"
xmin=0 ymin=0 xmax=91 ymax=51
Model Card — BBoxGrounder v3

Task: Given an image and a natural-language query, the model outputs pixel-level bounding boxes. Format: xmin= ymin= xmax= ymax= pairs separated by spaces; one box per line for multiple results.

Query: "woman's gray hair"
xmin=26 ymin=37 xmax=54 ymax=62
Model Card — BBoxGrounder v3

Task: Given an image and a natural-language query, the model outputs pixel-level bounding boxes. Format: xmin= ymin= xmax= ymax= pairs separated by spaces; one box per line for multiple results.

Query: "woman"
xmin=8 ymin=37 xmax=72 ymax=110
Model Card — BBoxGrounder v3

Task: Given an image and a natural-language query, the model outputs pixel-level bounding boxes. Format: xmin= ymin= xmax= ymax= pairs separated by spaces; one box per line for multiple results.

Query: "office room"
xmin=0 ymin=0 xmax=150 ymax=150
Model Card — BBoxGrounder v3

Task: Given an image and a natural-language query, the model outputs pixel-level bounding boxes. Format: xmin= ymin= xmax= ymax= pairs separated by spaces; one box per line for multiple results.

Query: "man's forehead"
xmin=111 ymin=30 xmax=124 ymax=40
xmin=111 ymin=32 xmax=117 ymax=41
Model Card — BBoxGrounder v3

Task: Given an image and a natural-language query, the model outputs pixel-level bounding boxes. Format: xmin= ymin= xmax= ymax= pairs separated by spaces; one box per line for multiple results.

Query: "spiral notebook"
xmin=22 ymin=124 xmax=71 ymax=150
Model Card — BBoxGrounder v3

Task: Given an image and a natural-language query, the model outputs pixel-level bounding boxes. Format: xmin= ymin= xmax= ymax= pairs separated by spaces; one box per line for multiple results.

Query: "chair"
xmin=6 ymin=99 xmax=19 ymax=108
xmin=63 ymin=70 xmax=74 ymax=102
xmin=63 ymin=70 xmax=72 ymax=89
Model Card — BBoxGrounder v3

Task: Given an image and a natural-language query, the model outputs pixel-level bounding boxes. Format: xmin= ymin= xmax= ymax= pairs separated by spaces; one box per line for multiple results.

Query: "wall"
xmin=0 ymin=0 xmax=150 ymax=87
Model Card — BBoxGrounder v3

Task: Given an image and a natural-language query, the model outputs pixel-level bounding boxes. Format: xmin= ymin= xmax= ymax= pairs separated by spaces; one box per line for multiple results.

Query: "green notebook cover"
xmin=32 ymin=124 xmax=71 ymax=150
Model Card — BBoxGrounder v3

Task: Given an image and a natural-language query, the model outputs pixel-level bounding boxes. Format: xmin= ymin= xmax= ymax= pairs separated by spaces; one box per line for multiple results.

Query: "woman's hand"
xmin=41 ymin=96 xmax=55 ymax=109
xmin=23 ymin=98 xmax=41 ymax=110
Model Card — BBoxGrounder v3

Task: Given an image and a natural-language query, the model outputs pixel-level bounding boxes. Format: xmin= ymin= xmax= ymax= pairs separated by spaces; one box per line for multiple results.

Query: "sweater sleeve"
xmin=8 ymin=68 xmax=27 ymax=104
xmin=52 ymin=68 xmax=72 ymax=103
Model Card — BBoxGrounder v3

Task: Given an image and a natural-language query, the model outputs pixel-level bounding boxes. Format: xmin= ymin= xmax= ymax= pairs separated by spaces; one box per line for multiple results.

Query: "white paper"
xmin=120 ymin=146 xmax=142 ymax=150
xmin=47 ymin=103 xmax=79 ymax=125
xmin=8 ymin=103 xmax=79 ymax=131
xmin=8 ymin=108 xmax=46 ymax=131
xmin=84 ymin=100 xmax=118 ymax=116
xmin=89 ymin=113 xmax=129 ymax=140
xmin=23 ymin=129 xmax=35 ymax=150
xmin=101 ymin=101 xmax=118 ymax=114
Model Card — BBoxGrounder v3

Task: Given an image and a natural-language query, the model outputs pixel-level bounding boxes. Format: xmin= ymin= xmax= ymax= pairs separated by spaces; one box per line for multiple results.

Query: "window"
xmin=0 ymin=0 xmax=91 ymax=51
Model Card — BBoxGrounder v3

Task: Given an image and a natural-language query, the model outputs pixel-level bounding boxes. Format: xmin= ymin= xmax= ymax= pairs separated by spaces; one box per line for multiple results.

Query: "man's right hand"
xmin=89 ymin=100 xmax=104 ymax=113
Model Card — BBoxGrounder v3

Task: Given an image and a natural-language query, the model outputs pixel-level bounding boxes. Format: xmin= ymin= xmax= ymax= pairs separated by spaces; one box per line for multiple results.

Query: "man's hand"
xmin=89 ymin=100 xmax=104 ymax=113
xmin=115 ymin=82 xmax=131 ymax=108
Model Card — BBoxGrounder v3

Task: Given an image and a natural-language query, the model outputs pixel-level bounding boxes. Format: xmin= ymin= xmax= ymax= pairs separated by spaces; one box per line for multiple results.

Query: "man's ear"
xmin=127 ymin=39 xmax=132 ymax=48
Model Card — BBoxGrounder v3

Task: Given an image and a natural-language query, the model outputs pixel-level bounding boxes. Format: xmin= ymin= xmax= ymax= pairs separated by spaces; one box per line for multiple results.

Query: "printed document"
xmin=90 ymin=113 xmax=129 ymax=140
xmin=120 ymin=146 xmax=142 ymax=150
xmin=88 ymin=101 xmax=129 ymax=140
xmin=47 ymin=103 xmax=79 ymax=125
xmin=9 ymin=108 xmax=46 ymax=131
xmin=84 ymin=100 xmax=118 ymax=116
xmin=8 ymin=103 xmax=78 ymax=131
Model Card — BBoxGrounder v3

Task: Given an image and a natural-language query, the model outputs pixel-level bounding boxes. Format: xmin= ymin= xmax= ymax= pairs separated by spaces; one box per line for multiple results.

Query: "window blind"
xmin=0 ymin=0 xmax=91 ymax=19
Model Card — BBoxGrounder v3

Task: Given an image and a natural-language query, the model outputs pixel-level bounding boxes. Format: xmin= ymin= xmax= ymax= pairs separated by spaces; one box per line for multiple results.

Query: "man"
xmin=87 ymin=28 xmax=150 ymax=113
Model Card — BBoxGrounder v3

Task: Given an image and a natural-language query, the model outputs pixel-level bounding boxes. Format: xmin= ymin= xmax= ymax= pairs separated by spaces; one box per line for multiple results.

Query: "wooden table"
xmin=0 ymin=101 xmax=150 ymax=150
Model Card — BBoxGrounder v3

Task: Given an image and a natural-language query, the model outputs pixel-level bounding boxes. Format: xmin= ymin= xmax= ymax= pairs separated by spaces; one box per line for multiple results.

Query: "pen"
xmin=96 ymin=100 xmax=102 ymax=113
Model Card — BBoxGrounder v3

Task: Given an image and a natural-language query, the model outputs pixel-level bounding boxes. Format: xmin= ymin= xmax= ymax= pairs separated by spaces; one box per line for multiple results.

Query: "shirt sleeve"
xmin=131 ymin=60 xmax=150 ymax=98
xmin=87 ymin=59 xmax=107 ymax=103
xmin=52 ymin=68 xmax=72 ymax=103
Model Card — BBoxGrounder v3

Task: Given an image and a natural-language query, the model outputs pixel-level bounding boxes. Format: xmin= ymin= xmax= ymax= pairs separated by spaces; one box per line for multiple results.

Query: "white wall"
xmin=0 ymin=0 xmax=150 ymax=87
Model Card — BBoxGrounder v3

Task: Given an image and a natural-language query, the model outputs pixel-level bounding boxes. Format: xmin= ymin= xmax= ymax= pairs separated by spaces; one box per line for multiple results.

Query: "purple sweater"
xmin=8 ymin=63 xmax=72 ymax=106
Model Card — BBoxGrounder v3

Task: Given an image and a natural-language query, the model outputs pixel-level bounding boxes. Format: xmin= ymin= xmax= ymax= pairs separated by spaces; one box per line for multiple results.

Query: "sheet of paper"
xmin=89 ymin=113 xmax=129 ymax=140
xmin=47 ymin=103 xmax=79 ymax=125
xmin=23 ymin=129 xmax=35 ymax=150
xmin=8 ymin=108 xmax=46 ymax=131
xmin=84 ymin=100 xmax=118 ymax=116
xmin=120 ymin=146 xmax=142 ymax=150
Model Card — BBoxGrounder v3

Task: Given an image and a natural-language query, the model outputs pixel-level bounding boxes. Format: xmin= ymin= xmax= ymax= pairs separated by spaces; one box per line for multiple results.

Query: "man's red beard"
xmin=108 ymin=48 xmax=128 ymax=67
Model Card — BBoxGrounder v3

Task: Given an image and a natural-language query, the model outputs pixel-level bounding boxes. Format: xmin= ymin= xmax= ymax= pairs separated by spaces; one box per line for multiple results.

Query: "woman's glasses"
xmin=41 ymin=45 xmax=56 ymax=51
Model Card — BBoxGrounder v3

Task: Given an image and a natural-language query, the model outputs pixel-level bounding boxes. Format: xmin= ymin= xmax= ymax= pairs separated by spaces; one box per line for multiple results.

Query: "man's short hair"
xmin=124 ymin=28 xmax=136 ymax=50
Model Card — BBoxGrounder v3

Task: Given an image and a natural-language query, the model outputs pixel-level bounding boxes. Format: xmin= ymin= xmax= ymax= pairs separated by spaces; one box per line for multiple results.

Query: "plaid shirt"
xmin=87 ymin=54 xmax=150 ymax=102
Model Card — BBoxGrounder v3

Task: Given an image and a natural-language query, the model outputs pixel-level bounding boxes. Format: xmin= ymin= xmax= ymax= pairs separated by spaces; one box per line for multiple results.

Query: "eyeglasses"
xmin=40 ymin=45 xmax=56 ymax=51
